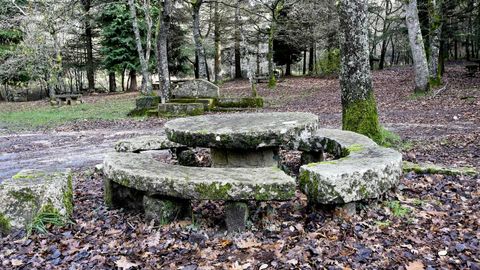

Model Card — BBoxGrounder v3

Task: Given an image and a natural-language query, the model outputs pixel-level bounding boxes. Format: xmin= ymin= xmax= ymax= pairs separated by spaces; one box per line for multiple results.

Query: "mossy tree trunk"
xmin=405 ymin=0 xmax=430 ymax=93
xmin=156 ymin=0 xmax=172 ymax=103
xmin=338 ymin=0 xmax=381 ymax=143
xmin=192 ymin=0 xmax=207 ymax=79
xmin=267 ymin=0 xmax=284 ymax=89
xmin=428 ymin=0 xmax=442 ymax=86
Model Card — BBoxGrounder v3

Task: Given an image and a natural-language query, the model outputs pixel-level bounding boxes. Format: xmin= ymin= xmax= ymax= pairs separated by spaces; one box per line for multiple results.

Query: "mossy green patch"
xmin=216 ymin=97 xmax=264 ymax=108
xmin=63 ymin=174 xmax=74 ymax=216
xmin=402 ymin=161 xmax=477 ymax=176
xmin=8 ymin=188 xmax=36 ymax=203
xmin=12 ymin=171 xmax=45 ymax=180
xmin=342 ymin=92 xmax=381 ymax=144
xmin=0 ymin=213 xmax=11 ymax=234
xmin=346 ymin=144 xmax=364 ymax=153
xmin=195 ymin=182 xmax=233 ymax=200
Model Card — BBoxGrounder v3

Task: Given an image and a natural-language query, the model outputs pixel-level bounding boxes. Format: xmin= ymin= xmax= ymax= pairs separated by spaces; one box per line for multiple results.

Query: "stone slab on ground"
xmin=103 ymin=152 xmax=296 ymax=201
xmin=169 ymin=98 xmax=216 ymax=111
xmin=165 ymin=112 xmax=319 ymax=149
xmin=299 ymin=146 xmax=402 ymax=204
xmin=216 ymin=97 xmax=264 ymax=108
xmin=0 ymin=169 xmax=73 ymax=234
xmin=158 ymin=103 xmax=204 ymax=117
xmin=171 ymin=79 xmax=220 ymax=98
xmin=115 ymin=135 xmax=184 ymax=153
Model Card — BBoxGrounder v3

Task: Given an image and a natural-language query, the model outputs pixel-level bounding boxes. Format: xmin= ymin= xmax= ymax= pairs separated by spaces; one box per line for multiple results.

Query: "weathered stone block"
xmin=136 ymin=96 xmax=161 ymax=109
xmin=225 ymin=202 xmax=249 ymax=232
xmin=115 ymin=135 xmax=184 ymax=153
xmin=0 ymin=170 xmax=73 ymax=234
xmin=171 ymin=79 xmax=220 ymax=98
xmin=169 ymin=98 xmax=216 ymax=111
xmin=211 ymin=148 xmax=278 ymax=168
xmin=216 ymin=97 xmax=264 ymax=108
xmin=143 ymin=195 xmax=191 ymax=224
xmin=158 ymin=103 xmax=204 ymax=117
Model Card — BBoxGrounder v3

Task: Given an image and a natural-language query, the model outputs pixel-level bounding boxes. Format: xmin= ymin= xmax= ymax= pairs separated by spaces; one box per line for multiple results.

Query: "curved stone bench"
xmin=115 ymin=135 xmax=184 ymax=153
xmin=298 ymin=129 xmax=402 ymax=204
xmin=103 ymin=152 xmax=296 ymax=231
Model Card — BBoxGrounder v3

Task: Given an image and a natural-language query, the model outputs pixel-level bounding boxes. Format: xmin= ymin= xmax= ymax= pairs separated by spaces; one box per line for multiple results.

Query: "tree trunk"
xmin=108 ymin=72 xmax=116 ymax=92
xmin=405 ymin=0 xmax=430 ymax=93
xmin=214 ymin=0 xmax=222 ymax=83
xmin=379 ymin=38 xmax=387 ymax=69
xmin=303 ymin=50 xmax=306 ymax=75
xmin=234 ymin=1 xmax=242 ymax=79
xmin=308 ymin=42 xmax=314 ymax=74
xmin=81 ymin=0 xmax=95 ymax=92
xmin=128 ymin=0 xmax=152 ymax=95
xmin=267 ymin=0 xmax=284 ymax=88
xmin=338 ymin=0 xmax=381 ymax=142
xmin=129 ymin=70 xmax=137 ymax=92
xmin=156 ymin=0 xmax=171 ymax=103
xmin=428 ymin=0 xmax=442 ymax=84
xmin=285 ymin=62 xmax=291 ymax=76
xmin=192 ymin=0 xmax=207 ymax=79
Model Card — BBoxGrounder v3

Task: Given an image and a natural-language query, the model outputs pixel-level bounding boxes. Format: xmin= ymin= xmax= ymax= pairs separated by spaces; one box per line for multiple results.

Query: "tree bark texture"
xmin=128 ymin=0 xmax=152 ymax=95
xmin=338 ymin=0 xmax=381 ymax=142
xmin=428 ymin=0 xmax=442 ymax=84
xmin=108 ymin=72 xmax=116 ymax=92
xmin=81 ymin=0 xmax=95 ymax=91
xmin=156 ymin=0 xmax=171 ymax=103
xmin=234 ymin=1 xmax=242 ymax=79
xmin=405 ymin=0 xmax=430 ymax=93
xmin=192 ymin=0 xmax=207 ymax=79
xmin=214 ymin=0 xmax=222 ymax=83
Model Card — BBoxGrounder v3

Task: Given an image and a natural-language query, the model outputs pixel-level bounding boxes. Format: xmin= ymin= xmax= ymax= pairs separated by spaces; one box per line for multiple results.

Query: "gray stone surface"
xmin=165 ymin=112 xmax=319 ymax=149
xmin=171 ymin=79 xmax=220 ymax=98
xmin=103 ymin=152 xmax=296 ymax=201
xmin=115 ymin=135 xmax=184 ymax=153
xmin=143 ymin=195 xmax=191 ymax=224
xmin=211 ymin=148 xmax=278 ymax=168
xmin=0 ymin=170 xmax=73 ymax=233
xmin=158 ymin=103 xmax=204 ymax=116
xmin=288 ymin=128 xmax=377 ymax=157
xmin=225 ymin=202 xmax=249 ymax=232
xmin=299 ymin=146 xmax=403 ymax=204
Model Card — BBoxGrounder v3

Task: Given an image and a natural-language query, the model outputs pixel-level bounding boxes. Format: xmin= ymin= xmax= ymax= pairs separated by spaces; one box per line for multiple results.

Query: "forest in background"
xmin=0 ymin=0 xmax=479 ymax=102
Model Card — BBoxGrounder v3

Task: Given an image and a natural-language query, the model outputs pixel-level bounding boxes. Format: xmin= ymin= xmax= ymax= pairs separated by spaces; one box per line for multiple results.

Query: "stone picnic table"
xmin=164 ymin=112 xmax=319 ymax=168
xmin=103 ymin=112 xmax=402 ymax=232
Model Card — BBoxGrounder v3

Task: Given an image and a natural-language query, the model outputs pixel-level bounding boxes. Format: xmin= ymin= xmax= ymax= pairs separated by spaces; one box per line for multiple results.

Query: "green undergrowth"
xmin=378 ymin=127 xmax=401 ymax=148
xmin=0 ymin=98 xmax=136 ymax=131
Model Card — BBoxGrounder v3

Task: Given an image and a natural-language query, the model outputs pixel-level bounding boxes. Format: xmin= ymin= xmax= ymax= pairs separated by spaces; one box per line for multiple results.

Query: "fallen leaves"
xmin=115 ymin=256 xmax=139 ymax=269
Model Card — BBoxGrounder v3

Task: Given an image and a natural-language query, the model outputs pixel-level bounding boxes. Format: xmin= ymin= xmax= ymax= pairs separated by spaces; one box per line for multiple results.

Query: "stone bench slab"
xmin=299 ymin=146 xmax=402 ymax=204
xmin=103 ymin=152 xmax=296 ymax=201
xmin=115 ymin=135 xmax=184 ymax=153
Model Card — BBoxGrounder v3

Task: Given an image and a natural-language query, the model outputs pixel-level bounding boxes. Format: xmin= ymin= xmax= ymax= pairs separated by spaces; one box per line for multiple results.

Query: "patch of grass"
xmin=0 ymin=98 xmax=136 ymax=131
xmin=387 ymin=201 xmax=411 ymax=218
xmin=408 ymin=91 xmax=431 ymax=100
xmin=378 ymin=127 xmax=402 ymax=148
xmin=375 ymin=220 xmax=391 ymax=228
xmin=27 ymin=211 xmax=67 ymax=235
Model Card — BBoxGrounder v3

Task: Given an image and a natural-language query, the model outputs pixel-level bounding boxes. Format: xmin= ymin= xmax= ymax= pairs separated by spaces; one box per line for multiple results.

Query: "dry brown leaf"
xmin=11 ymin=259 xmax=23 ymax=267
xmin=406 ymin=260 xmax=425 ymax=270
xmin=236 ymin=239 xmax=262 ymax=249
xmin=115 ymin=256 xmax=139 ymax=269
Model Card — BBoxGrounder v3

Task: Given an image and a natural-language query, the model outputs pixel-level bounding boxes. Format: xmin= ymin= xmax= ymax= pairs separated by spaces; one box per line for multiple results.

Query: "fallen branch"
xmin=433 ymin=81 xmax=448 ymax=97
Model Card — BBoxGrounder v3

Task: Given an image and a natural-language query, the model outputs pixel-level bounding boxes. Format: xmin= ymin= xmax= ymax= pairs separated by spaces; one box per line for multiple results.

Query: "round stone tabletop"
xmin=164 ymin=112 xmax=319 ymax=149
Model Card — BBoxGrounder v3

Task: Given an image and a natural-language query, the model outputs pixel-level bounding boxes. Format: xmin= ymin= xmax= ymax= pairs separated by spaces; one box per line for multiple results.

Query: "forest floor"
xmin=0 ymin=63 xmax=479 ymax=269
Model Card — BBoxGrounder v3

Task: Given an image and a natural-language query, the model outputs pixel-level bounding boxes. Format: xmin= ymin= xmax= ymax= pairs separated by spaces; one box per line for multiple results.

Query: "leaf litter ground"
xmin=0 ymin=63 xmax=479 ymax=269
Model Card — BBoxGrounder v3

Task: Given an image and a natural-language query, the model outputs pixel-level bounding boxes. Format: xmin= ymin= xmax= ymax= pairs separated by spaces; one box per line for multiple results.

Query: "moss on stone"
xmin=346 ymin=144 xmax=364 ymax=153
xmin=342 ymin=92 xmax=381 ymax=144
xmin=0 ymin=213 xmax=11 ymax=234
xmin=63 ymin=174 xmax=74 ymax=216
xmin=8 ymin=188 xmax=36 ymax=203
xmin=103 ymin=178 xmax=113 ymax=207
xmin=12 ymin=171 xmax=45 ymax=180
xmin=216 ymin=97 xmax=264 ymax=108
xmin=402 ymin=161 xmax=477 ymax=176
xmin=195 ymin=182 xmax=232 ymax=199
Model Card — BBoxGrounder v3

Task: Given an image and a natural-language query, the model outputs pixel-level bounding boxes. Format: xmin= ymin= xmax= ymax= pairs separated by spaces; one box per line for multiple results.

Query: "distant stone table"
xmin=164 ymin=112 xmax=319 ymax=168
